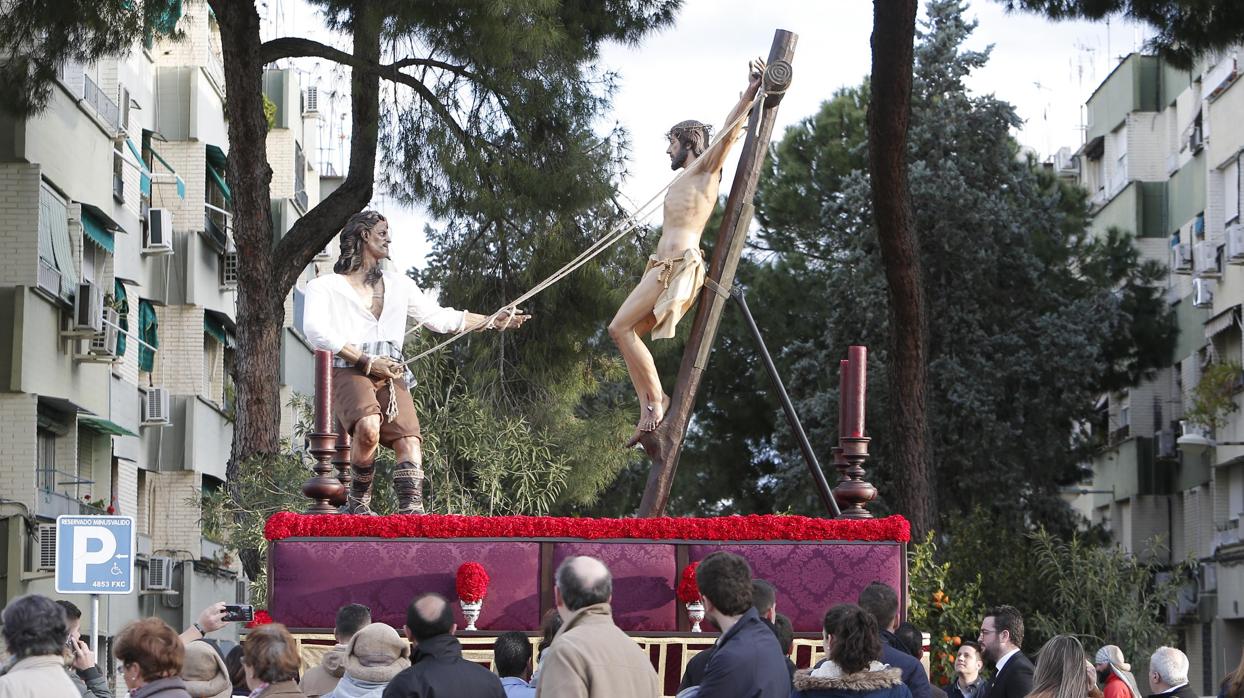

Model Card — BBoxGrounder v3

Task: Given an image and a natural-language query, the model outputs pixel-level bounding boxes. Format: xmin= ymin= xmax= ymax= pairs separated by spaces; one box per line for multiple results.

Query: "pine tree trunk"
xmin=212 ymin=0 xmax=279 ymax=580
xmin=868 ymin=0 xmax=933 ymax=536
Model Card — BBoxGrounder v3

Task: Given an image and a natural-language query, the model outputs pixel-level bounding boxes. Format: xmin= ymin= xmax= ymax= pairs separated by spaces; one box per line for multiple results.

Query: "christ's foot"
xmin=638 ymin=394 xmax=671 ymax=432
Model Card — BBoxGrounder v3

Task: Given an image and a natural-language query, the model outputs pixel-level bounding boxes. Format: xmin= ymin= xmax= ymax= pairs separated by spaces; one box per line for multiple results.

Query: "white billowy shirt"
xmin=303 ymin=269 xmax=466 ymax=354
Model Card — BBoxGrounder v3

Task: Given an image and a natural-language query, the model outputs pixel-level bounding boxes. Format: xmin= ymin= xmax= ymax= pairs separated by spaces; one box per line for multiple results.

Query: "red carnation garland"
xmin=676 ymin=562 xmax=701 ymax=604
xmin=245 ymin=610 xmax=274 ymax=629
xmin=456 ymin=562 xmax=490 ymax=603
xmin=264 ymin=512 xmax=910 ymax=543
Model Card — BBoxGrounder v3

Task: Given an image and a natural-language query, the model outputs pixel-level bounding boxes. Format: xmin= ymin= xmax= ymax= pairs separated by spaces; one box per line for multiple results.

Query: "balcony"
xmin=1215 ymin=519 xmax=1242 ymax=550
xmin=82 ymin=74 xmax=120 ymax=132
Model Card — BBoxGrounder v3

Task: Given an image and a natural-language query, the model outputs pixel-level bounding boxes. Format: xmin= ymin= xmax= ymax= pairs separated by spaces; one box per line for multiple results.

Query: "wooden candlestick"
xmin=303 ymin=350 xmax=345 ymax=512
xmin=833 ymin=436 xmax=876 ymax=518
xmin=330 ymin=420 xmax=351 ymax=508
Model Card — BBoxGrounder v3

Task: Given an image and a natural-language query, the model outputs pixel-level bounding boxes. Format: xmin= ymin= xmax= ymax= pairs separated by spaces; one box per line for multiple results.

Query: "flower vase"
xmin=686 ymin=601 xmax=705 ymax=632
xmin=460 ymin=599 xmax=483 ymax=631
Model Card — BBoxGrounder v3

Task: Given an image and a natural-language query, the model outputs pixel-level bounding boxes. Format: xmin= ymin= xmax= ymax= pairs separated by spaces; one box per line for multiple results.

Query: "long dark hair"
xmin=333 ymin=210 xmax=387 ymax=275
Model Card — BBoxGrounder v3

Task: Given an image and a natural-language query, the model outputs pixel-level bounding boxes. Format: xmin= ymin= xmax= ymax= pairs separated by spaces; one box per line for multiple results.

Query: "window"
xmin=113 ymin=150 xmax=124 ymax=203
xmin=37 ymin=183 xmax=77 ymax=299
xmin=203 ymin=332 xmax=222 ymax=402
xmin=1227 ymin=156 xmax=1240 ymax=225
xmin=36 ymin=429 xmax=56 ymax=494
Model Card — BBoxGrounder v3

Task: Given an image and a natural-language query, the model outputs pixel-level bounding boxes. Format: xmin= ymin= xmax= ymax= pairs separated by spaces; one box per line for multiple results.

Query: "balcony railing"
xmin=83 ymin=74 xmax=120 ymax=131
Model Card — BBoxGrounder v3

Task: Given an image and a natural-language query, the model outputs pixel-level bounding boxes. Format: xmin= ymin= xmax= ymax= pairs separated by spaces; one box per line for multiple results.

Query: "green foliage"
xmin=0 ymin=0 xmax=182 ymax=115
xmin=262 ymin=94 xmax=277 ymax=131
xmin=1185 ymin=360 xmax=1243 ymax=431
xmin=909 ymin=531 xmax=987 ymax=687
xmin=669 ymin=0 xmax=1176 ymax=525
xmin=1026 ymin=529 xmax=1189 ymax=665
xmin=1000 ymin=0 xmax=1244 ymax=68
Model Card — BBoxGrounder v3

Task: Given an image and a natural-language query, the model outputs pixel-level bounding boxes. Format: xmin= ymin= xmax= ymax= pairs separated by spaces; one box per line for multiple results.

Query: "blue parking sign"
xmin=55 ymin=515 xmax=135 ymax=595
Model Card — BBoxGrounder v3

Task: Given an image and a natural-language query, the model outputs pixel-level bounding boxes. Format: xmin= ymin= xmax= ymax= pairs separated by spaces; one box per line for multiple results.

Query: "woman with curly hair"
xmin=792 ymin=604 xmax=912 ymax=698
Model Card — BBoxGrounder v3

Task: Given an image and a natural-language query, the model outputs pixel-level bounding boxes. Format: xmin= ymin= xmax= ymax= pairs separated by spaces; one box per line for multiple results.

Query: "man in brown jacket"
xmin=535 ymin=556 xmax=659 ymax=698
xmin=301 ymin=603 xmax=371 ymax=697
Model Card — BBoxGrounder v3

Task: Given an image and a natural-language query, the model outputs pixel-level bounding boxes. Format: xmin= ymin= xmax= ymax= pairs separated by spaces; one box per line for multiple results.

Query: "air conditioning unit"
xmin=1172 ymin=242 xmax=1193 ymax=273
xmin=145 ymin=556 xmax=173 ymax=591
xmin=88 ymin=307 xmax=119 ymax=357
xmin=142 ymin=386 xmax=171 ymax=426
xmin=304 ymin=86 xmax=319 ymax=113
xmin=73 ymin=280 xmax=104 ymax=333
xmin=235 ymin=578 xmax=250 ymax=604
xmin=1194 ymin=240 xmax=1221 ymax=278
xmin=1227 ymin=224 xmax=1244 ymax=263
xmin=1189 ymin=127 xmax=1205 ymax=153
xmin=35 ymin=523 xmax=57 ymax=572
xmin=1194 ymin=277 xmax=1215 ymax=308
xmin=145 ymin=208 xmax=173 ymax=254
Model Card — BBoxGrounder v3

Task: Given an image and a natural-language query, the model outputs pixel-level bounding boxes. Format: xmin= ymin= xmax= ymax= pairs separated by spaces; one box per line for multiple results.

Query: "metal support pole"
xmin=730 ymin=286 xmax=841 ymax=517
xmin=90 ymin=594 xmax=99 ymax=656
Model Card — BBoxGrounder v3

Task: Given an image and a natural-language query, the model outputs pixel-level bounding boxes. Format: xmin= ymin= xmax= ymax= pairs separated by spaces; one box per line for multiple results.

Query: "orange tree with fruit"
xmin=908 ymin=532 xmax=987 ymax=687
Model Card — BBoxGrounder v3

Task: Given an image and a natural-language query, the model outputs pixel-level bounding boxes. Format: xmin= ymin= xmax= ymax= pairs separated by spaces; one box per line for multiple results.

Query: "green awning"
xmin=206 ymin=144 xmax=232 ymax=204
xmin=80 ymin=209 xmax=115 ymax=254
xmin=204 ymin=314 xmax=227 ymax=345
xmin=139 ymin=299 xmax=158 ymax=372
xmin=125 ymin=137 xmax=152 ymax=197
xmin=114 ymin=280 xmax=128 ymax=358
xmin=78 ymin=414 xmax=138 ymax=437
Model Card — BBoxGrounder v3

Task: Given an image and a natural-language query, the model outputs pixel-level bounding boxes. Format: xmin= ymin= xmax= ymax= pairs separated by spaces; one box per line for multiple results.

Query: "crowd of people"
xmin=1 ymin=552 xmax=1243 ymax=698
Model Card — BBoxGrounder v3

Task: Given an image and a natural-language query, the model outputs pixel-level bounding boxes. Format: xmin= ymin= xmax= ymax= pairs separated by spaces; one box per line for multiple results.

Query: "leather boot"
xmin=347 ymin=461 xmax=376 ymax=515
xmin=394 ymin=460 xmax=424 ymax=515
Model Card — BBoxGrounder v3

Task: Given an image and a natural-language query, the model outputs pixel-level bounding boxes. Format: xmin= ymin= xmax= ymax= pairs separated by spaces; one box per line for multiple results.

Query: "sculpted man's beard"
xmin=669 ymin=144 xmax=690 ymax=171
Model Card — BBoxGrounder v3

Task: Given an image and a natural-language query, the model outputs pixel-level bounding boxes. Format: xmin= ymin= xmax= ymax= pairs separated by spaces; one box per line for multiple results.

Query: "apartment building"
xmin=1070 ymin=48 xmax=1244 ymax=689
xmin=0 ymin=0 xmax=321 ymax=663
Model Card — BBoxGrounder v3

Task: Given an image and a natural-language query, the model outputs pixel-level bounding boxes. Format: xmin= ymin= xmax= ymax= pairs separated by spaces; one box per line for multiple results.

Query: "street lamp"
xmin=1175 ymin=421 xmax=1244 ymax=456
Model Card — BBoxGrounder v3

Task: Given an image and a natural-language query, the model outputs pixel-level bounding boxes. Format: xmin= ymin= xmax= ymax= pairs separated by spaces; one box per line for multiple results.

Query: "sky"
xmin=263 ymin=0 xmax=1152 ymax=274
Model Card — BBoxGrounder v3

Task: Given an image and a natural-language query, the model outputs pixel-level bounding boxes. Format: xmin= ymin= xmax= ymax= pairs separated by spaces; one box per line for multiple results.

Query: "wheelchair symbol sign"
xmin=55 ymin=515 xmax=135 ymax=595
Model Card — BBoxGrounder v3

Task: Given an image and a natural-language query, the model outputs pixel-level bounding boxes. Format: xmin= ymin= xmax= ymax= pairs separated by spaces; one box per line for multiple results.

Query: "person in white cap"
xmin=325 ymin=622 xmax=411 ymax=698
xmin=1094 ymin=646 xmax=1140 ymax=698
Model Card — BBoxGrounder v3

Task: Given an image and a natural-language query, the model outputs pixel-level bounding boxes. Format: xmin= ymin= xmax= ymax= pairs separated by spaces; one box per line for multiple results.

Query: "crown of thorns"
xmin=668 ymin=120 xmax=712 ymax=143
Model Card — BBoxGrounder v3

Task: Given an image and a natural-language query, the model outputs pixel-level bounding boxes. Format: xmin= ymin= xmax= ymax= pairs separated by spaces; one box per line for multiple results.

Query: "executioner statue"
xmin=608 ymin=59 xmax=765 ymax=446
xmin=304 ymin=211 xmax=529 ymax=514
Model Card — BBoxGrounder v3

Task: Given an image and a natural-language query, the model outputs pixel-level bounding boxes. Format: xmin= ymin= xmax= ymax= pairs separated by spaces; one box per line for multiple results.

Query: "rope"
xmin=399 ymin=85 xmax=769 ymax=368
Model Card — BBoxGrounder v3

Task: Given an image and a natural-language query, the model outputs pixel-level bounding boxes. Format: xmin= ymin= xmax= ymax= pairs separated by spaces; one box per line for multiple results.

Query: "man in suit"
xmin=858 ymin=582 xmax=932 ymax=698
xmin=1146 ymin=647 xmax=1197 ymax=698
xmin=977 ymin=606 xmax=1034 ymax=698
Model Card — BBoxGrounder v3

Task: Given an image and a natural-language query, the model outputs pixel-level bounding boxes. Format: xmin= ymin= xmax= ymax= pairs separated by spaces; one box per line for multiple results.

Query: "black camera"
xmin=222 ymin=604 xmax=254 ymax=622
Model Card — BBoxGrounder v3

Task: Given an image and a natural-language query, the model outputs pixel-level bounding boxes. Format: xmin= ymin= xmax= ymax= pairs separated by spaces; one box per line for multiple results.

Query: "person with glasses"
xmin=976 ymin=606 xmax=1033 ymax=698
xmin=114 ymin=617 xmax=193 ymax=697
xmin=303 ymin=603 xmax=373 ymax=697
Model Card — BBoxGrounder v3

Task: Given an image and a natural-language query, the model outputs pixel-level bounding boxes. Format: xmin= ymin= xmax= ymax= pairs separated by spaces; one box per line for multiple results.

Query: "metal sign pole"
xmin=90 ymin=594 xmax=100 ymax=656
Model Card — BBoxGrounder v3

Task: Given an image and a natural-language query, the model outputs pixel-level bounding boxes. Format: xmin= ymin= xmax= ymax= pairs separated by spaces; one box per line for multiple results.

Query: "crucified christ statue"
xmin=609 ymin=59 xmax=765 ymax=446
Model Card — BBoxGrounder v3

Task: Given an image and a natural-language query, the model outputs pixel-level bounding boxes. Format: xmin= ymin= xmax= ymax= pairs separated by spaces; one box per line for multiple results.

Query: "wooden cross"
xmin=635 ymin=30 xmax=798 ymax=517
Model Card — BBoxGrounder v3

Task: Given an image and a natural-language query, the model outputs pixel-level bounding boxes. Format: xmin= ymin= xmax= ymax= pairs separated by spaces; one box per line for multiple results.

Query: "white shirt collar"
xmin=996 ymin=648 xmax=1021 ymax=672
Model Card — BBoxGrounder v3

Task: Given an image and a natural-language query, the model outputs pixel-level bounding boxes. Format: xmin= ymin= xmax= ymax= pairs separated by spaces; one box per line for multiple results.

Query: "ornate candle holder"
xmin=832 ymin=437 xmax=876 ymax=519
xmin=303 ymin=350 xmax=345 ymax=513
xmin=330 ymin=421 xmax=351 ymax=508
xmin=686 ymin=601 xmax=705 ymax=632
